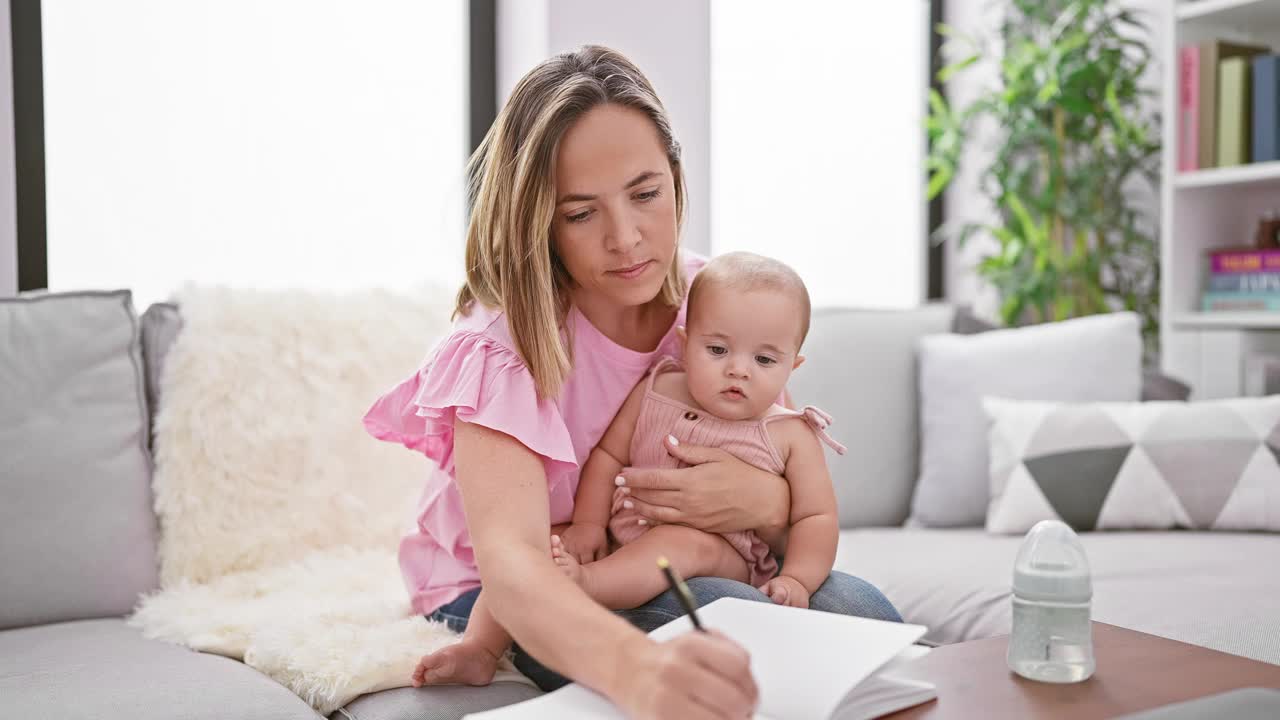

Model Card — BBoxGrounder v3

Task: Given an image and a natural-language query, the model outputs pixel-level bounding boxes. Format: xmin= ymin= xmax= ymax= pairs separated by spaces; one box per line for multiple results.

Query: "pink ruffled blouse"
xmin=364 ymin=252 xmax=707 ymax=615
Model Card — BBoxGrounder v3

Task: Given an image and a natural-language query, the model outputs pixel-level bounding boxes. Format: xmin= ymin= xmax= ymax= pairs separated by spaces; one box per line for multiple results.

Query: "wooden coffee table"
xmin=882 ymin=623 xmax=1280 ymax=719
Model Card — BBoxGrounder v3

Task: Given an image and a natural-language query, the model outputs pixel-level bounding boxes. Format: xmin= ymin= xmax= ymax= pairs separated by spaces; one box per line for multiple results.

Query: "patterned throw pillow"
xmin=983 ymin=396 xmax=1280 ymax=533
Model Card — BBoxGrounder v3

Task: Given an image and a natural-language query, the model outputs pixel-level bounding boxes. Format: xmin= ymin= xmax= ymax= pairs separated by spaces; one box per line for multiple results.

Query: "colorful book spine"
xmin=1202 ymin=292 xmax=1280 ymax=311
xmin=1254 ymin=55 xmax=1280 ymax=163
xmin=1210 ymin=249 xmax=1280 ymax=273
xmin=1206 ymin=272 xmax=1280 ymax=292
xmin=1218 ymin=57 xmax=1251 ymax=167
xmin=1198 ymin=41 xmax=1270 ymax=168
xmin=1180 ymin=45 xmax=1200 ymax=171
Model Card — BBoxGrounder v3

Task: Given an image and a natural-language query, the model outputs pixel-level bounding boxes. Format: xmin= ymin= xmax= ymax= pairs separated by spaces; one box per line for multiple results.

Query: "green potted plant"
xmin=927 ymin=0 xmax=1161 ymax=353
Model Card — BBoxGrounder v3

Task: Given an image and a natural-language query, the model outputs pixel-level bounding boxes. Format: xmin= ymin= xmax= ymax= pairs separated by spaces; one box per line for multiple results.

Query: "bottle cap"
xmin=1012 ymin=520 xmax=1092 ymax=603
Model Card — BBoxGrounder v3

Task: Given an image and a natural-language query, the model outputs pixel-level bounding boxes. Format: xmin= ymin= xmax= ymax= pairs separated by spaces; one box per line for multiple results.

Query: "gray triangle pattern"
xmin=1213 ymin=446 xmax=1280 ymax=529
xmin=1143 ymin=438 xmax=1258 ymax=527
xmin=1024 ymin=446 xmax=1132 ymax=531
xmin=1141 ymin=404 xmax=1255 ymax=443
xmin=1024 ymin=406 xmax=1132 ymax=458
xmin=1267 ymin=423 xmax=1280 ymax=467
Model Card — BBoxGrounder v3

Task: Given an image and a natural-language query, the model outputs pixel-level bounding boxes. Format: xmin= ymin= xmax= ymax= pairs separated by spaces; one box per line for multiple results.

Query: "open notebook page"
xmin=465 ymin=597 xmax=928 ymax=720
xmin=829 ymin=644 xmax=936 ymax=720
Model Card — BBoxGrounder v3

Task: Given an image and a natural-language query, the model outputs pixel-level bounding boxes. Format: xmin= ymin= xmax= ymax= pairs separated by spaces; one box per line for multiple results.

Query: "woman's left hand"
xmin=619 ymin=434 xmax=790 ymax=536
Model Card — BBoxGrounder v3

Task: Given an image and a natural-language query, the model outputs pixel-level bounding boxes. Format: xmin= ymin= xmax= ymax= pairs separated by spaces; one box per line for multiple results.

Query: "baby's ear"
xmin=792 ymin=354 xmax=806 ymax=370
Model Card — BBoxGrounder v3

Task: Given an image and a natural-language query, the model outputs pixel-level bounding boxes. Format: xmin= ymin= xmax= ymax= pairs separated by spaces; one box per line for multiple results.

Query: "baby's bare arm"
xmin=774 ymin=423 xmax=839 ymax=594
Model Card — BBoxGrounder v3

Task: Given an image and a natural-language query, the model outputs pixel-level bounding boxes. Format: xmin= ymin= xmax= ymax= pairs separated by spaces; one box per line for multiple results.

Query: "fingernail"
xmin=638 ymin=518 xmax=648 ymax=526
xmin=619 ymin=486 xmax=630 ymax=495
xmin=667 ymin=434 xmax=679 ymax=446
xmin=615 ymin=476 xmax=626 ymax=486
xmin=623 ymin=500 xmax=634 ymax=510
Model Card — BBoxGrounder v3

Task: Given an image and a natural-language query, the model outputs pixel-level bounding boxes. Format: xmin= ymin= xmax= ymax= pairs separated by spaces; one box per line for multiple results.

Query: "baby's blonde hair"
xmin=687 ymin=252 xmax=812 ymax=347
xmin=455 ymin=45 xmax=688 ymax=399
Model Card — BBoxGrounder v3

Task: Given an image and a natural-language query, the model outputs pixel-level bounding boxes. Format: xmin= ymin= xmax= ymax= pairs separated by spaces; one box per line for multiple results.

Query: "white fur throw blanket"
xmin=128 ymin=286 xmax=527 ymax=714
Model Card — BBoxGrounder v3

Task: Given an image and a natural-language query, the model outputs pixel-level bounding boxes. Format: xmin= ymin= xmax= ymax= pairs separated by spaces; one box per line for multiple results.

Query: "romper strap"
xmin=762 ymin=405 xmax=848 ymax=456
xmin=798 ymin=406 xmax=847 ymax=455
xmin=645 ymin=355 xmax=682 ymax=394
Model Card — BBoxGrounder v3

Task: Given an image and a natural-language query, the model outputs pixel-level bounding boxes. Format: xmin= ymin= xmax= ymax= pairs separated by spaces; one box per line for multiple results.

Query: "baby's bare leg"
xmin=413 ymin=592 xmax=509 ymax=687
xmin=553 ymin=525 xmax=749 ymax=610
xmin=416 ymin=526 xmax=570 ymax=687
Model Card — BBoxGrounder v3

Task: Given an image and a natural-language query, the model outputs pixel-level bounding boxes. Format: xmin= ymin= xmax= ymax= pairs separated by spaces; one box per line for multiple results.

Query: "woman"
xmin=365 ymin=45 xmax=900 ymax=719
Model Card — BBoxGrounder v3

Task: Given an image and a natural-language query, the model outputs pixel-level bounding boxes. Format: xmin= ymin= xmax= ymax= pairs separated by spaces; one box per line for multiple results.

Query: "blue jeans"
xmin=427 ymin=571 xmax=902 ymax=692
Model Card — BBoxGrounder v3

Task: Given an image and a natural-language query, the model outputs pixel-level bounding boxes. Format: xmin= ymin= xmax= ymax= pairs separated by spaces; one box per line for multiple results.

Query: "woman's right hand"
xmin=613 ymin=631 xmax=759 ymax=719
xmin=620 ymin=435 xmax=791 ymax=537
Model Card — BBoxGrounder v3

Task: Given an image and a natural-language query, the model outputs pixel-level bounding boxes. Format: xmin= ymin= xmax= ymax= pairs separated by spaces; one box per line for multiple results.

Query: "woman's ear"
xmin=792 ymin=354 xmax=806 ymax=370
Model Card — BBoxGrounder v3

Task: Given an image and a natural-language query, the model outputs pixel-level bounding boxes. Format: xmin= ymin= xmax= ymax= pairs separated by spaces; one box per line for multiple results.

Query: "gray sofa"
xmin=794 ymin=305 xmax=1280 ymax=667
xmin=3 ymin=292 xmax=1277 ymax=720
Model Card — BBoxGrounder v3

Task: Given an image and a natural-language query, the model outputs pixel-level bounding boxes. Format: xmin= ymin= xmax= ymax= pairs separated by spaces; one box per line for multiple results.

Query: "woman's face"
xmin=552 ymin=104 xmax=678 ymax=310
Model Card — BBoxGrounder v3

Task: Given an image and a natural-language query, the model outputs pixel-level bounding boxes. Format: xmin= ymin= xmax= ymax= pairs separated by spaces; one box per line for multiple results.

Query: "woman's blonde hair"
xmin=456 ymin=45 xmax=687 ymax=399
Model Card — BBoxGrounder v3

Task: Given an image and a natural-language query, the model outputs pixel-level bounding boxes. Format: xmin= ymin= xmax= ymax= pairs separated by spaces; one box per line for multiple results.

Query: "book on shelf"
xmin=1202 ymin=291 xmax=1280 ymax=311
xmin=1206 ymin=272 xmax=1280 ymax=293
xmin=1219 ymin=56 xmax=1252 ymax=167
xmin=1209 ymin=248 xmax=1280 ymax=273
xmin=464 ymin=598 xmax=936 ymax=720
xmin=1180 ymin=45 xmax=1201 ymax=170
xmin=1186 ymin=40 xmax=1270 ymax=169
xmin=1255 ymin=55 xmax=1280 ymax=163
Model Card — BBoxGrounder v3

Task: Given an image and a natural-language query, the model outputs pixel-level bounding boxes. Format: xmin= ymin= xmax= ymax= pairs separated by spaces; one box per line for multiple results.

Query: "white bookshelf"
xmin=1172 ymin=158 xmax=1280 ymax=187
xmin=1161 ymin=0 xmax=1280 ymax=398
xmin=1177 ymin=0 xmax=1280 ymax=25
xmin=1172 ymin=310 xmax=1280 ymax=328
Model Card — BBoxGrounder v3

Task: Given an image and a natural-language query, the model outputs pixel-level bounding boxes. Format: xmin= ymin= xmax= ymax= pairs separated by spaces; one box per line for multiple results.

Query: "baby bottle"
xmin=1006 ymin=520 xmax=1096 ymax=683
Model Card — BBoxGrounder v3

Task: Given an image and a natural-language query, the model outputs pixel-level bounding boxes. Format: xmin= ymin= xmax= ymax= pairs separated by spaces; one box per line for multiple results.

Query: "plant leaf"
xmin=938 ymin=53 xmax=980 ymax=83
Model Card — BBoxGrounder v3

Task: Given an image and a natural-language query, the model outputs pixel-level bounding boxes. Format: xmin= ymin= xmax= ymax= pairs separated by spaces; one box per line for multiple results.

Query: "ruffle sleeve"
xmin=363 ymin=331 xmax=578 ymax=477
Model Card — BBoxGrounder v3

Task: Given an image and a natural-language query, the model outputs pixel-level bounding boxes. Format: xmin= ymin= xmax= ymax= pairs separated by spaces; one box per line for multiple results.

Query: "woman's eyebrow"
xmin=557 ymin=171 xmax=664 ymax=204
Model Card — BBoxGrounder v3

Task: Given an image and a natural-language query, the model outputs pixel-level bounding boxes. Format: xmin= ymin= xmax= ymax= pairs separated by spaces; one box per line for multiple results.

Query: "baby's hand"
xmin=559 ymin=522 xmax=608 ymax=563
xmin=759 ymin=575 xmax=810 ymax=609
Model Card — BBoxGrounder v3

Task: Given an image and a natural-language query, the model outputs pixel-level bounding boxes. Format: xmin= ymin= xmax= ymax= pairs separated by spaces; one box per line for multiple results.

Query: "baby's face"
xmin=681 ymin=285 xmax=805 ymax=421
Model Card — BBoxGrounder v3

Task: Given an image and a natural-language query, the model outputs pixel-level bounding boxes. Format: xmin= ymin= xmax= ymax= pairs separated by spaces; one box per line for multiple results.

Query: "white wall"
xmin=0 ymin=0 xmax=16 ymax=296
xmin=42 ymin=1 xmax=468 ymax=308
xmin=942 ymin=0 xmax=1168 ymax=319
xmin=496 ymin=1 xmax=930 ymax=308
xmin=940 ymin=0 xmax=1000 ymax=317
xmin=496 ymin=0 xmax=712 ymax=256
xmin=711 ymin=0 xmax=929 ymax=309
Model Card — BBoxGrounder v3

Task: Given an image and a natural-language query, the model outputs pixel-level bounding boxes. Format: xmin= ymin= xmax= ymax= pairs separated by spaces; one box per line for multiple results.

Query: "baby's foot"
xmin=552 ymin=534 xmax=594 ymax=596
xmin=411 ymin=640 xmax=500 ymax=687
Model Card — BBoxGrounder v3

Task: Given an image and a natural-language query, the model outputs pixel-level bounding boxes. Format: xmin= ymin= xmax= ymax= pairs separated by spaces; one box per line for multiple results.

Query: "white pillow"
xmin=910 ymin=312 xmax=1142 ymax=527
xmin=983 ymin=395 xmax=1280 ymax=534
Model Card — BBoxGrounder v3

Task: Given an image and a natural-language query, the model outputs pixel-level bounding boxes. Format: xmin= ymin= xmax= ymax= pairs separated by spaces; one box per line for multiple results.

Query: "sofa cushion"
xmin=912 ymin=312 xmax=1143 ymax=527
xmin=332 ymin=683 xmax=542 ymax=720
xmin=0 ymin=618 xmax=321 ymax=719
xmin=139 ymin=302 xmax=183 ymax=446
xmin=0 ymin=290 xmax=158 ymax=629
xmin=834 ymin=528 xmax=1280 ymax=665
xmin=952 ymin=306 xmax=1193 ymax=401
xmin=983 ymin=395 xmax=1280 ymax=533
xmin=787 ymin=305 xmax=955 ymax=527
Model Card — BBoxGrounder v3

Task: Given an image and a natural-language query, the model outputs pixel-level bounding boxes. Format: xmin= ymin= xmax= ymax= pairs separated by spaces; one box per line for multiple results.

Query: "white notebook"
xmin=465 ymin=597 xmax=936 ymax=720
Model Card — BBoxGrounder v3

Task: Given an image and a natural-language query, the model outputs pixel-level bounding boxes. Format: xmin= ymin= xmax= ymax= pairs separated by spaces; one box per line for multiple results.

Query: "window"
xmin=42 ymin=1 xmax=468 ymax=308
xmin=711 ymin=0 xmax=929 ymax=308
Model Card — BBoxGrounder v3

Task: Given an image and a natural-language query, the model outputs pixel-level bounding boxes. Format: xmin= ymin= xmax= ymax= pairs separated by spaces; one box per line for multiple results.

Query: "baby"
xmin=414 ymin=251 xmax=844 ymax=687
